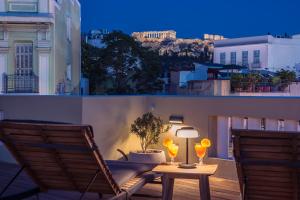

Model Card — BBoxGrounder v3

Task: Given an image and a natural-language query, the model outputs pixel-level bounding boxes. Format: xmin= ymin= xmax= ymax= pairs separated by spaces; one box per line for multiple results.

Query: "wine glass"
xmin=195 ymin=143 xmax=206 ymax=165
xmin=167 ymin=144 xmax=179 ymax=165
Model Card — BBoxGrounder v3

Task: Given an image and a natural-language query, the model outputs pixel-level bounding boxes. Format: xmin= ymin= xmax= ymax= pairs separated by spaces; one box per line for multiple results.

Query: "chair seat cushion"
xmin=106 ymin=160 xmax=157 ymax=186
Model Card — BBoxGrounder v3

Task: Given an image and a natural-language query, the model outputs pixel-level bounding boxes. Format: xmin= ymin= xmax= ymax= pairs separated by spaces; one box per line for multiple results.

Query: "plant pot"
xmin=128 ymin=149 xmax=166 ymax=164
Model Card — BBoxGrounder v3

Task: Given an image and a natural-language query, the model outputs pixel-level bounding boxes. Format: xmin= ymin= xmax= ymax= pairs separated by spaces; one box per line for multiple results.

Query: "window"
xmin=66 ymin=16 xmax=71 ymax=41
xmin=15 ymin=43 xmax=33 ymax=76
xmin=242 ymin=51 xmax=248 ymax=66
xmin=253 ymin=50 xmax=260 ymax=64
xmin=230 ymin=52 xmax=236 ymax=65
xmin=243 ymin=117 xmax=248 ymax=129
xmin=278 ymin=119 xmax=285 ymax=131
xmin=261 ymin=118 xmax=266 ymax=130
xmin=220 ymin=52 xmax=226 ymax=65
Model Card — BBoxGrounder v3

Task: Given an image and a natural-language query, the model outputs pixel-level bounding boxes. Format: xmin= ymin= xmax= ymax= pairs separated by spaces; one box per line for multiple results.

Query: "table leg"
xmin=162 ymin=175 xmax=174 ymax=200
xmin=199 ymin=175 xmax=211 ymax=200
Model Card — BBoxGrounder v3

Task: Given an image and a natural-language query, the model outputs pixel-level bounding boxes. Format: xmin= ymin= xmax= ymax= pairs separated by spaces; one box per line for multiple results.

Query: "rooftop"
xmin=215 ymin=34 xmax=300 ymax=47
xmin=0 ymin=95 xmax=299 ymax=199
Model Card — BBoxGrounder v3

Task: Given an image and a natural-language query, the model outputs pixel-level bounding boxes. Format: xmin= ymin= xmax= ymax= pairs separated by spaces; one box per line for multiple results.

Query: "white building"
xmin=213 ymin=35 xmax=300 ymax=76
xmin=85 ymin=29 xmax=109 ymax=48
xmin=0 ymin=0 xmax=81 ymax=95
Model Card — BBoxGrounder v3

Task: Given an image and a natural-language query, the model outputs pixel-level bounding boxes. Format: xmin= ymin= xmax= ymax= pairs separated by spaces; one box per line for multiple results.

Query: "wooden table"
xmin=152 ymin=164 xmax=218 ymax=200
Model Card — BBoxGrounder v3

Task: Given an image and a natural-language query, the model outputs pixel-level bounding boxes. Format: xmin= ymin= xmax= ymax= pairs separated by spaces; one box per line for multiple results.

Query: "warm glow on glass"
xmin=195 ymin=143 xmax=206 ymax=159
xmin=201 ymin=138 xmax=211 ymax=148
xmin=167 ymin=143 xmax=179 ymax=164
xmin=163 ymin=138 xmax=173 ymax=148
xmin=168 ymin=144 xmax=179 ymax=158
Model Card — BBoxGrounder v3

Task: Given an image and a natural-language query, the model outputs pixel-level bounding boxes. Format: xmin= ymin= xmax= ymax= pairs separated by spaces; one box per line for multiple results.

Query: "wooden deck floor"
xmin=0 ymin=162 xmax=241 ymax=200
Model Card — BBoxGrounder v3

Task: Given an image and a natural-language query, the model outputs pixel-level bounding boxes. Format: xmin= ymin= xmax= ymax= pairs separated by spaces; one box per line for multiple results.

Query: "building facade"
xmin=0 ymin=0 xmax=81 ymax=95
xmin=213 ymin=35 xmax=300 ymax=76
xmin=132 ymin=30 xmax=176 ymax=42
xmin=204 ymin=34 xmax=225 ymax=41
xmin=84 ymin=29 xmax=109 ymax=48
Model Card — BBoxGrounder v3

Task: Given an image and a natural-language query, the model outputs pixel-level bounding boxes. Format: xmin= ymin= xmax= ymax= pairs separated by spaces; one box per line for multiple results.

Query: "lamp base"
xmin=178 ymin=163 xmax=197 ymax=169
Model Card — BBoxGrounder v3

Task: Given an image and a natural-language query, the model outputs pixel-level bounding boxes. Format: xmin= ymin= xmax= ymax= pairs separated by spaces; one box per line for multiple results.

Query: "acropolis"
xmin=132 ymin=30 xmax=177 ymax=42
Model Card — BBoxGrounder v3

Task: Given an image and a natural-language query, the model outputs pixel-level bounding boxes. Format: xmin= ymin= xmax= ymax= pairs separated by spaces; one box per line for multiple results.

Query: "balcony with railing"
xmin=2 ymin=74 xmax=39 ymax=94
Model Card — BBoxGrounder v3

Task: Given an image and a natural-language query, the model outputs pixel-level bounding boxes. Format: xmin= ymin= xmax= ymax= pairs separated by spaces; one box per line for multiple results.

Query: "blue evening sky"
xmin=80 ymin=0 xmax=300 ymax=38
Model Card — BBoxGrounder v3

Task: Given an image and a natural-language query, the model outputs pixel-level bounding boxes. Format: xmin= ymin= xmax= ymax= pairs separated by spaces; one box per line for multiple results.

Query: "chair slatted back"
xmin=0 ymin=121 xmax=121 ymax=195
xmin=232 ymin=129 xmax=300 ymax=200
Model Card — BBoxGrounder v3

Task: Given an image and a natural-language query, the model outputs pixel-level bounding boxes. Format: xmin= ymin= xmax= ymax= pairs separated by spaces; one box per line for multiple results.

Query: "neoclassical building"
xmin=0 ymin=0 xmax=81 ymax=95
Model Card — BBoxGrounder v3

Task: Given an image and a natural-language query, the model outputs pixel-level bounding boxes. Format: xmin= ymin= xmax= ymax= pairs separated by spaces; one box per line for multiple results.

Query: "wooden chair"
xmin=232 ymin=129 xmax=300 ymax=200
xmin=0 ymin=120 xmax=157 ymax=200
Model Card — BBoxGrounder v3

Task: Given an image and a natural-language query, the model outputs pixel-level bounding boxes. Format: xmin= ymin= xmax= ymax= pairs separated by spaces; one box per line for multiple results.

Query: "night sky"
xmin=80 ymin=0 xmax=300 ymax=38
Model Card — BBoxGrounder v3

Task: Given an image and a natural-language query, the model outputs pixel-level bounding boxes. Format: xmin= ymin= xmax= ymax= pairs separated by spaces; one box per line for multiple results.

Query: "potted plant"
xmin=129 ymin=112 xmax=169 ymax=164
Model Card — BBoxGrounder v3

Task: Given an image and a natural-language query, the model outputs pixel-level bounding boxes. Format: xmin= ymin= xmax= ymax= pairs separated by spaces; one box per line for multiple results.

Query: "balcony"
xmin=0 ymin=95 xmax=299 ymax=199
xmin=2 ymin=74 xmax=39 ymax=93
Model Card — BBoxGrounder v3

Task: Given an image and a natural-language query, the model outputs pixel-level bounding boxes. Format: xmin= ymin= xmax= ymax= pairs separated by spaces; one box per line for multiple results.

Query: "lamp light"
xmin=169 ymin=115 xmax=184 ymax=124
xmin=176 ymin=127 xmax=199 ymax=169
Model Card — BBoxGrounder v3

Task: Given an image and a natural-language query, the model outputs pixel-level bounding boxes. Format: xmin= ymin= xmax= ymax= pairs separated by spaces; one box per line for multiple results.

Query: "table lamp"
xmin=176 ymin=127 xmax=199 ymax=169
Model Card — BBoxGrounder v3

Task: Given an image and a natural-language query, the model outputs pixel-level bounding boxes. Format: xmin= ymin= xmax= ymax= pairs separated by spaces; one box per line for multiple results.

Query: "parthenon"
xmin=132 ymin=30 xmax=176 ymax=42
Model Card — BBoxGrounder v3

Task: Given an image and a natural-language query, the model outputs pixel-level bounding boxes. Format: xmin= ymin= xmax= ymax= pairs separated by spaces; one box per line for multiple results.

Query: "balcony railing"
xmin=2 ymin=74 xmax=39 ymax=93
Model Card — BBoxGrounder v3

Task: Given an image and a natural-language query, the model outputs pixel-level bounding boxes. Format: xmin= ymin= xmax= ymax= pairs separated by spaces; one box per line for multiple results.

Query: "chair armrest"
xmin=117 ymin=149 xmax=128 ymax=161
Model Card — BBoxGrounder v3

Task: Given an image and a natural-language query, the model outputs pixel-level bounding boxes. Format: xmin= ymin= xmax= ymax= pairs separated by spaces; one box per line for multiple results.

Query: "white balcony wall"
xmin=232 ymin=117 xmax=243 ymax=129
xmin=285 ymin=120 xmax=298 ymax=131
xmin=217 ymin=116 xmax=230 ymax=159
xmin=266 ymin=119 xmax=278 ymax=131
xmin=248 ymin=118 xmax=261 ymax=130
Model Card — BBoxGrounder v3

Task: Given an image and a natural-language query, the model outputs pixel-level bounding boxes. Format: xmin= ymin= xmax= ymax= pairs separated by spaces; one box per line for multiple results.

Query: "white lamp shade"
xmin=176 ymin=127 xmax=199 ymax=138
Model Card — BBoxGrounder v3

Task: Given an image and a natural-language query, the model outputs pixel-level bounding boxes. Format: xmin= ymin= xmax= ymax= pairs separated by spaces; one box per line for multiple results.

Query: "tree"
xmin=275 ymin=69 xmax=296 ymax=90
xmin=81 ymin=40 xmax=106 ymax=94
xmin=276 ymin=69 xmax=296 ymax=83
xmin=133 ymin=48 xmax=164 ymax=93
xmin=101 ymin=31 xmax=163 ymax=94
xmin=130 ymin=112 xmax=169 ymax=153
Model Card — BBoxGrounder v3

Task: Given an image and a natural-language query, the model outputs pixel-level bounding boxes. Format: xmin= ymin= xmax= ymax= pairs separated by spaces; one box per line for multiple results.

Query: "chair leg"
xmin=0 ymin=165 xmax=25 ymax=198
xmin=79 ymin=170 xmax=100 ymax=200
